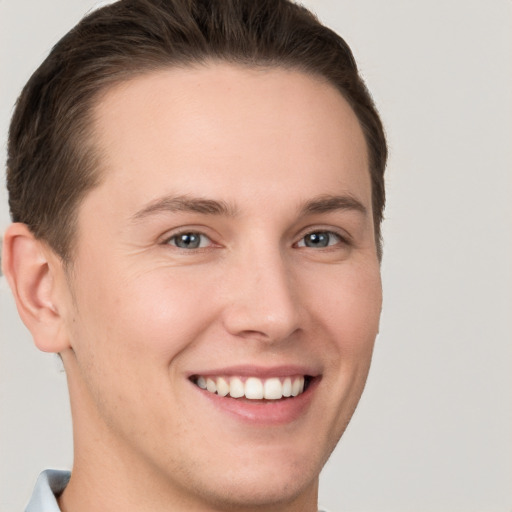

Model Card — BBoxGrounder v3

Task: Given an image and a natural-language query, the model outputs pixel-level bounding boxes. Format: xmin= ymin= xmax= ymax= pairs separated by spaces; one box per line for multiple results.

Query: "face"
xmin=58 ymin=63 xmax=382 ymax=510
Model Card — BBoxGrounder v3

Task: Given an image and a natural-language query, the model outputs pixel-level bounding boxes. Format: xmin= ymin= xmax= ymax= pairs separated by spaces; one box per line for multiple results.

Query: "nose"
xmin=221 ymin=245 xmax=302 ymax=343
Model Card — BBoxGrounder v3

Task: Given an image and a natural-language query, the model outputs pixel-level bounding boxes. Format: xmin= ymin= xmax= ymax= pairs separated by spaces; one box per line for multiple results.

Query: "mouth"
xmin=190 ymin=375 xmax=313 ymax=400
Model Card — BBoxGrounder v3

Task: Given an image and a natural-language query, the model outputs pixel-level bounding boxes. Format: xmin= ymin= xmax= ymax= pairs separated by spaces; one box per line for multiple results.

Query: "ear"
xmin=2 ymin=223 xmax=71 ymax=353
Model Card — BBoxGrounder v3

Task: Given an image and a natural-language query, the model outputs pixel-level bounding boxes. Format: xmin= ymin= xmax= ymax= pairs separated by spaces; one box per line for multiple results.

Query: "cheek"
xmin=70 ymin=263 xmax=221 ymax=367
xmin=64 ymin=266 xmax=213 ymax=431
xmin=303 ymin=262 xmax=381 ymax=450
xmin=305 ymin=261 xmax=382 ymax=354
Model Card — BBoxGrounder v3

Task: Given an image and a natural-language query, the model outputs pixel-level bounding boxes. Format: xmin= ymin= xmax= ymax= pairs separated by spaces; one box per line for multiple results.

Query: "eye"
xmin=166 ymin=232 xmax=212 ymax=249
xmin=296 ymin=231 xmax=343 ymax=248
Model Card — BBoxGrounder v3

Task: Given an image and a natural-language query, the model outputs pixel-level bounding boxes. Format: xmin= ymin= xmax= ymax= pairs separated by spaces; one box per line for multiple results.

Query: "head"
xmin=3 ymin=1 xmax=387 ymax=511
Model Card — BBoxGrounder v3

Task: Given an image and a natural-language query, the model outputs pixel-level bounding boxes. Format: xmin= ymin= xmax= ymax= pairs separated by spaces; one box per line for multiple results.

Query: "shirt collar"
xmin=25 ymin=469 xmax=70 ymax=512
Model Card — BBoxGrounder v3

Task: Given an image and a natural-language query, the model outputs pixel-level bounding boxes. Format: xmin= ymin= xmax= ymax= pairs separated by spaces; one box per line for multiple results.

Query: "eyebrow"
xmin=131 ymin=194 xmax=238 ymax=222
xmin=300 ymin=194 xmax=368 ymax=216
xmin=131 ymin=192 xmax=367 ymax=223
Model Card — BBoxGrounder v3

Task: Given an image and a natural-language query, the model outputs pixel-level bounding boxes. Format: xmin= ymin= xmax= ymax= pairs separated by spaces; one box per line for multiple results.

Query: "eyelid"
xmin=158 ymin=225 xmax=351 ymax=250
xmin=160 ymin=226 xmax=219 ymax=248
xmin=294 ymin=226 xmax=352 ymax=248
xmin=295 ymin=232 xmax=339 ymax=249
xmin=167 ymin=233 xmax=211 ymax=249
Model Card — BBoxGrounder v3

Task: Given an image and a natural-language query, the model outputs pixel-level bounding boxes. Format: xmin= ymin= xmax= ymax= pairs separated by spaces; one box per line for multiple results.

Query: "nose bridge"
xmin=222 ymin=239 xmax=301 ymax=342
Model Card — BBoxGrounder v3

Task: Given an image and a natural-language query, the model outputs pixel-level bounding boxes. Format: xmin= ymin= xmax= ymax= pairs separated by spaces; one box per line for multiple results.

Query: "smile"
xmin=191 ymin=375 xmax=311 ymax=400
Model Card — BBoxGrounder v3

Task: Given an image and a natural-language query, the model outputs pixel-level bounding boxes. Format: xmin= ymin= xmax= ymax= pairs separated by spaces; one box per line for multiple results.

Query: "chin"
xmin=200 ymin=472 xmax=317 ymax=511
xmin=180 ymin=448 xmax=321 ymax=511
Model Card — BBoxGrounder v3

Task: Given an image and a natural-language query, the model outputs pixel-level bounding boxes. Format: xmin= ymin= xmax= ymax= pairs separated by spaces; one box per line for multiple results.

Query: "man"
xmin=2 ymin=0 xmax=387 ymax=511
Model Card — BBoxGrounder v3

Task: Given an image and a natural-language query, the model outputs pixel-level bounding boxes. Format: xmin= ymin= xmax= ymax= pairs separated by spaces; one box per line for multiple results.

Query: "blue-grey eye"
xmin=297 ymin=231 xmax=341 ymax=248
xmin=169 ymin=232 xmax=209 ymax=249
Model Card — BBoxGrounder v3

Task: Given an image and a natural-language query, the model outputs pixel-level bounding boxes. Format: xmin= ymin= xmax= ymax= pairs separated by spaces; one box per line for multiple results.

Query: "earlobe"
xmin=2 ymin=223 xmax=71 ymax=353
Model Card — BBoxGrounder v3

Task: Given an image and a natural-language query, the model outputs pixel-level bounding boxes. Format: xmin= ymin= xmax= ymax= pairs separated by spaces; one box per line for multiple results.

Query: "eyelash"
xmin=294 ymin=230 xmax=346 ymax=249
xmin=165 ymin=231 xmax=213 ymax=250
xmin=163 ymin=229 xmax=349 ymax=251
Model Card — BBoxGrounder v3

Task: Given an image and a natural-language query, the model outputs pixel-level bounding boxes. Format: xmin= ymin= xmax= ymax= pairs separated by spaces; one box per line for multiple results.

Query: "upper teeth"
xmin=195 ymin=376 xmax=305 ymax=400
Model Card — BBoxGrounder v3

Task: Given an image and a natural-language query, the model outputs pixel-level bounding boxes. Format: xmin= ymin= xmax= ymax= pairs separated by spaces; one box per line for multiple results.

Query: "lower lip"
xmin=193 ymin=378 xmax=319 ymax=426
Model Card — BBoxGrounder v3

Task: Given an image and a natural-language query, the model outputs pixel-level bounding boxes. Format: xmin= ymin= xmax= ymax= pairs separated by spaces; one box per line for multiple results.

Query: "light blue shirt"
xmin=25 ymin=469 xmax=70 ymax=512
xmin=25 ymin=468 xmax=329 ymax=511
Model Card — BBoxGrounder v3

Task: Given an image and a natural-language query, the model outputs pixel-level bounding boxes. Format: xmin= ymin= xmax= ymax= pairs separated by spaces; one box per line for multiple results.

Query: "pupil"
xmin=177 ymin=233 xmax=200 ymax=248
xmin=306 ymin=232 xmax=328 ymax=247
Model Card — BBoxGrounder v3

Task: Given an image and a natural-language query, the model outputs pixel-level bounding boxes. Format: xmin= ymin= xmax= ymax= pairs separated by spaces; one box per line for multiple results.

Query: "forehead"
xmin=85 ymin=63 xmax=370 ymax=220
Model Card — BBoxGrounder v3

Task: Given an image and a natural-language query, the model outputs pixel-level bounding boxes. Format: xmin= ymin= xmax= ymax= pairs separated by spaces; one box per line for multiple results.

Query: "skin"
xmin=4 ymin=63 xmax=382 ymax=512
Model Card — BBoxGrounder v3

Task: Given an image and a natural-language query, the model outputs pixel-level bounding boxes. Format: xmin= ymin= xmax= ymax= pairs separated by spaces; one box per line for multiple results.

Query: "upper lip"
xmin=187 ymin=364 xmax=321 ymax=379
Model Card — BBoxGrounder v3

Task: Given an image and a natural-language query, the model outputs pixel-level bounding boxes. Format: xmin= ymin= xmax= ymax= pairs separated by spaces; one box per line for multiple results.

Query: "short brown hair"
xmin=7 ymin=0 xmax=387 ymax=260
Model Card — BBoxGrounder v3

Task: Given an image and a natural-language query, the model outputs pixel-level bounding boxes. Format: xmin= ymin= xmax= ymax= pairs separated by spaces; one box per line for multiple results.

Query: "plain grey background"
xmin=1 ymin=1 xmax=511 ymax=511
